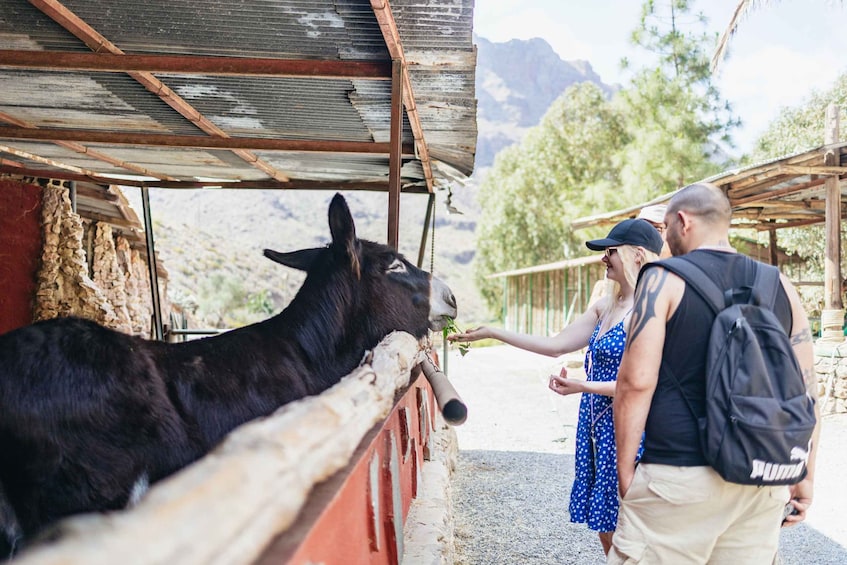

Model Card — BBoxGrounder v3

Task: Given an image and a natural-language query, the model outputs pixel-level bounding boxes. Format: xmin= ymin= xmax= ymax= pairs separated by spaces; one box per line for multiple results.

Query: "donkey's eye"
xmin=386 ymin=259 xmax=407 ymax=274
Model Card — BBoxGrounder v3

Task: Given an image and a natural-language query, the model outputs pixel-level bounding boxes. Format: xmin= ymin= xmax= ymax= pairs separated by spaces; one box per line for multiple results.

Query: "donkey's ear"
xmin=328 ymin=193 xmax=356 ymax=247
xmin=264 ymin=248 xmax=323 ymax=272
xmin=328 ymin=193 xmax=361 ymax=278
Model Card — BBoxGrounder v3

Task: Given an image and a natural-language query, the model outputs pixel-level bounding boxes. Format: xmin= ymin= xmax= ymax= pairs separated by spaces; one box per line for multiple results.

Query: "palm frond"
xmin=711 ymin=0 xmax=776 ymax=73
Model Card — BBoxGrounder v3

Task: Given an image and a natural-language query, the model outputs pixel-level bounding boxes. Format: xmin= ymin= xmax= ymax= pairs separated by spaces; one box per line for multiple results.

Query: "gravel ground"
xmin=444 ymin=345 xmax=847 ymax=565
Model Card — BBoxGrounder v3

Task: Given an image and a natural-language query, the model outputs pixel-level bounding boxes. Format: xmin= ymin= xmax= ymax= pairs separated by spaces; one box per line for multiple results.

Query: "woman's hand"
xmin=448 ymin=326 xmax=492 ymax=343
xmin=549 ymin=367 xmax=584 ymax=396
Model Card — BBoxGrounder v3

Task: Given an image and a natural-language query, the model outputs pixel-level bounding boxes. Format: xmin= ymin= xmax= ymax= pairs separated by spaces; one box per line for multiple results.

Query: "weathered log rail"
xmin=13 ymin=331 xmax=450 ymax=565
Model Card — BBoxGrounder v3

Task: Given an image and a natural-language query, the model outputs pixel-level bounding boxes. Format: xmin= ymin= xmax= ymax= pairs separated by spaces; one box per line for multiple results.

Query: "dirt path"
xmin=445 ymin=344 xmax=847 ymax=564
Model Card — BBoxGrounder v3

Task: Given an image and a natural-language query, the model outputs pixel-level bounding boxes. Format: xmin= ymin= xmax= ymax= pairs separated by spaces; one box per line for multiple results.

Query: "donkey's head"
xmin=264 ymin=193 xmax=457 ymax=343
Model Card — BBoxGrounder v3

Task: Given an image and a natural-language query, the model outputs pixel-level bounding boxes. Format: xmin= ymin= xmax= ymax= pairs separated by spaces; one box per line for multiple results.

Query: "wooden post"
xmin=821 ymin=104 xmax=844 ymax=342
xmin=768 ymin=227 xmax=778 ymax=266
xmin=387 ymin=59 xmax=403 ymax=250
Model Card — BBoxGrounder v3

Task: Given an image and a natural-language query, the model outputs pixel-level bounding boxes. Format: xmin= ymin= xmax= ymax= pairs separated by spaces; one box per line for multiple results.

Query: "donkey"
xmin=0 ymin=193 xmax=457 ymax=555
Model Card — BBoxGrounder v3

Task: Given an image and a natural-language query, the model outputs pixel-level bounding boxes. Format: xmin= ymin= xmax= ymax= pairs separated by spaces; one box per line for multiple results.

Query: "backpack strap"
xmin=751 ymin=262 xmax=782 ymax=311
xmin=646 ymin=256 xmax=783 ymax=315
xmin=647 ymin=256 xmax=726 ymax=315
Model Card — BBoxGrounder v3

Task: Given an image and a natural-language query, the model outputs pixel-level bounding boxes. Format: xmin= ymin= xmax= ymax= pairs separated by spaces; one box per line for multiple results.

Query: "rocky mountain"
xmin=474 ymin=35 xmax=613 ymax=169
xmin=139 ymin=36 xmax=613 ymax=328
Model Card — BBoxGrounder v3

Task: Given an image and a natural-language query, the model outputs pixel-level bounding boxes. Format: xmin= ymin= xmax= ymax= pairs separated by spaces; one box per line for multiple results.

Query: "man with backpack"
xmin=608 ymin=182 xmax=820 ymax=564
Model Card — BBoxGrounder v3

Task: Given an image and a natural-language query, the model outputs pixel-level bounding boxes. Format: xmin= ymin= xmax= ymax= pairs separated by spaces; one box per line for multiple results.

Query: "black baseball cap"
xmin=585 ymin=218 xmax=663 ymax=255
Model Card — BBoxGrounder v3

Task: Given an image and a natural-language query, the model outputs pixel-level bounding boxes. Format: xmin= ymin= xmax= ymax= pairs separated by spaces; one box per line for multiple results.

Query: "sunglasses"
xmin=604 ymin=247 xmax=618 ymax=258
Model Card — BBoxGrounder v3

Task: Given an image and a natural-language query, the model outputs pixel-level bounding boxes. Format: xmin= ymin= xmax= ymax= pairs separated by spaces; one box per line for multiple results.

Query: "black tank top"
xmin=640 ymin=249 xmax=793 ymax=466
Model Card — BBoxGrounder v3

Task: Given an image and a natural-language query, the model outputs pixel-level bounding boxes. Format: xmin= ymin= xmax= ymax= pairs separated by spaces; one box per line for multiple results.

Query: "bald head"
xmin=667 ymin=183 xmax=731 ymax=228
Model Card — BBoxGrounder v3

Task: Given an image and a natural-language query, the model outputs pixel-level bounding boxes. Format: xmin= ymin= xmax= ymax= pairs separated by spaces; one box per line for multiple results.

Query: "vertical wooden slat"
xmin=387 ymin=59 xmax=403 ymax=249
xmin=502 ymin=277 xmax=508 ymax=328
xmin=528 ymin=273 xmax=534 ymax=335
xmin=545 ymin=272 xmax=551 ymax=336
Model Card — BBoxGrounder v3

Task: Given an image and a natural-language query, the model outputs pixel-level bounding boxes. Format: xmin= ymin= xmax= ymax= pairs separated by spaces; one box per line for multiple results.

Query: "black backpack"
xmin=657 ymin=256 xmax=817 ymax=486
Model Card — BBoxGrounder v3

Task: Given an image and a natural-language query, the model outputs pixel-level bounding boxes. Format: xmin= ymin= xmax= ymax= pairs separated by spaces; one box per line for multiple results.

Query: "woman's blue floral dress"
xmin=568 ymin=317 xmax=640 ymax=532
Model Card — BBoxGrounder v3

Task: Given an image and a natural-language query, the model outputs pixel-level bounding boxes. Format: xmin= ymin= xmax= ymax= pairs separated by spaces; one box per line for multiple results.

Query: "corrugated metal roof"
xmin=0 ymin=0 xmax=477 ymax=191
xmin=572 ymin=142 xmax=847 ymax=231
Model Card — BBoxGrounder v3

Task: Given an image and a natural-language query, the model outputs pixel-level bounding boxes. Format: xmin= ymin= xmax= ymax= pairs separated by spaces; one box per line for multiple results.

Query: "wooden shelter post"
xmin=768 ymin=226 xmax=778 ymax=266
xmin=821 ymin=104 xmax=844 ymax=342
xmin=387 ymin=59 xmax=403 ymax=250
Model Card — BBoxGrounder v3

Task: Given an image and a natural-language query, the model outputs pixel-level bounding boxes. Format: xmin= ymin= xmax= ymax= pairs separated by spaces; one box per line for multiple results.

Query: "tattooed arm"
xmin=614 ymin=266 xmax=683 ymax=496
xmin=781 ymin=273 xmax=819 ymax=527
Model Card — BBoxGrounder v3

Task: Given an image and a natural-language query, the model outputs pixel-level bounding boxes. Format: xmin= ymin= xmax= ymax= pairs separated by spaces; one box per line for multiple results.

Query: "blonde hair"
xmin=599 ymin=244 xmax=659 ymax=321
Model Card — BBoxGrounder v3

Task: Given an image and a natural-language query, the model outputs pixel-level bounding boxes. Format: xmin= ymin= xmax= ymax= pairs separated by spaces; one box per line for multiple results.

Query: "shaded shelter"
xmin=0 ymin=0 xmax=478 ymax=338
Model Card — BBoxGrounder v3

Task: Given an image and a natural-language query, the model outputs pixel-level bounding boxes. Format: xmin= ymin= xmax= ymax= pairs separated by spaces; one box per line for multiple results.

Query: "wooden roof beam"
xmin=0 ymin=112 xmax=179 ymax=181
xmin=29 ymin=0 xmax=292 ymax=183
xmin=731 ymin=177 xmax=826 ymax=206
xmin=0 ymin=126 xmax=415 ymax=154
xmin=0 ymin=165 xmax=429 ymax=193
xmin=371 ymin=0 xmax=434 ymax=193
xmin=1 ymin=143 xmax=94 ymax=175
xmin=753 ymin=217 xmax=824 ymax=230
xmin=779 ymin=164 xmax=847 ymax=176
xmin=726 ymin=173 xmax=795 ymax=199
xmin=0 ymin=50 xmax=392 ymax=79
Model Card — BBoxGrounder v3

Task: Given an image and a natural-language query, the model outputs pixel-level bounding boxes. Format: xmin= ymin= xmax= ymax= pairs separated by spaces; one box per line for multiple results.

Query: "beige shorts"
xmin=608 ymin=463 xmax=789 ymax=564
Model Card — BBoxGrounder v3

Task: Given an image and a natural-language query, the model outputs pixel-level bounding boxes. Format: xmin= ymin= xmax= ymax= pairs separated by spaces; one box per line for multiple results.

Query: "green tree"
xmin=615 ymin=0 xmax=738 ymax=201
xmin=473 ymin=1 xmax=740 ymax=318
xmin=748 ymin=73 xmax=847 ymax=303
xmin=474 ymin=82 xmax=627 ymax=313
xmin=752 ymin=75 xmax=847 ymax=159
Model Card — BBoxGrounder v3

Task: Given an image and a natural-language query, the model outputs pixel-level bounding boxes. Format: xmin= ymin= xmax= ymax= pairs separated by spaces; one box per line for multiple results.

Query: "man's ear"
xmin=677 ymin=210 xmax=692 ymax=233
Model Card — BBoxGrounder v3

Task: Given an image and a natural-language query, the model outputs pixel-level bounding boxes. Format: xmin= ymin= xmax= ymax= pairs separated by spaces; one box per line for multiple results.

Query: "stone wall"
xmin=117 ymin=237 xmax=155 ymax=336
xmin=815 ymin=342 xmax=847 ymax=414
xmin=32 ymin=182 xmax=160 ymax=336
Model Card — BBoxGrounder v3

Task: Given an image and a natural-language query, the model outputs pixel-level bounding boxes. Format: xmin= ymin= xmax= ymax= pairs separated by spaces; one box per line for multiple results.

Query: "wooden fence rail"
xmin=15 ymin=331 xmax=426 ymax=565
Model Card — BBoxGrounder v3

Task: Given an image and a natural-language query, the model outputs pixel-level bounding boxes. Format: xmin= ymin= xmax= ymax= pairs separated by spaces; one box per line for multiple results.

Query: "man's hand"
xmin=618 ymin=465 xmax=636 ymax=498
xmin=782 ymin=477 xmax=814 ymax=527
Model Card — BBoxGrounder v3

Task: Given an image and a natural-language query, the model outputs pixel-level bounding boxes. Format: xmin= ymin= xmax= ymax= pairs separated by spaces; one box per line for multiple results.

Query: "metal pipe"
xmin=68 ymin=181 xmax=76 ymax=212
xmin=166 ymin=328 xmax=225 ymax=336
xmin=417 ymin=193 xmax=434 ymax=268
xmin=420 ymin=357 xmax=467 ymax=426
xmin=140 ymin=187 xmax=164 ymax=341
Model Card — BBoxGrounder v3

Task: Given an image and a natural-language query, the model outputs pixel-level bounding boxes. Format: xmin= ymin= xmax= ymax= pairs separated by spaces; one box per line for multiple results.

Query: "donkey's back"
xmin=0 ymin=193 xmax=456 ymax=556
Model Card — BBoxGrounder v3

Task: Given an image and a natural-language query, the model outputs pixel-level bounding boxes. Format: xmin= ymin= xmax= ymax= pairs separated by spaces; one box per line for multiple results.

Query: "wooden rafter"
xmin=0 ymin=165 xmax=430 ymax=193
xmin=731 ymin=177 xmax=827 ymax=206
xmin=0 ymin=50 xmax=392 ymax=79
xmin=0 ymin=144 xmax=96 ymax=175
xmin=0 ymin=112 xmax=178 ymax=181
xmin=0 ymin=126 xmax=416 ymax=155
xmin=28 ymin=0 xmax=291 ymax=182
xmin=779 ymin=164 xmax=847 ymax=176
xmin=370 ymin=0 xmax=434 ymax=193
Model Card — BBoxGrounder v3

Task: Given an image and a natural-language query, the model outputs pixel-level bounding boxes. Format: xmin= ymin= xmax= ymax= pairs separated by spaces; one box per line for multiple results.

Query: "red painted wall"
xmin=0 ymin=180 xmax=42 ymax=335
xmin=258 ymin=369 xmax=437 ymax=565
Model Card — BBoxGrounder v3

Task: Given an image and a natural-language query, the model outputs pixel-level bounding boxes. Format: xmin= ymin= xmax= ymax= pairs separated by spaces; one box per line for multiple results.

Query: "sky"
xmin=473 ymin=0 xmax=847 ymax=156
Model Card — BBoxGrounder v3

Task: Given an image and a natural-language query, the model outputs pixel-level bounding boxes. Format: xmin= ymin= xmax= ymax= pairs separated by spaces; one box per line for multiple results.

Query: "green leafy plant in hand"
xmin=442 ymin=318 xmax=470 ymax=357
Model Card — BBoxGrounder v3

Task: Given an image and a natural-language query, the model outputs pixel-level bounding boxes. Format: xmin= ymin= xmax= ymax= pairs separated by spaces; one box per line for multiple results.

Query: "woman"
xmin=449 ymin=218 xmax=662 ymax=556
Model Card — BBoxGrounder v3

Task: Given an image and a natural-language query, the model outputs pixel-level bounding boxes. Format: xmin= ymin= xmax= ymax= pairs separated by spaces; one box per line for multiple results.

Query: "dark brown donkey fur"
xmin=0 ymin=193 xmax=457 ymax=556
